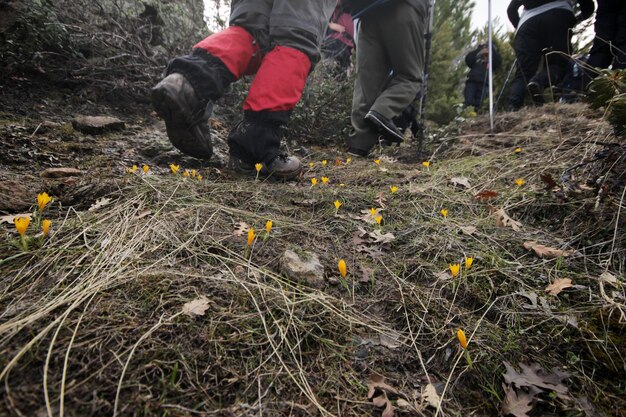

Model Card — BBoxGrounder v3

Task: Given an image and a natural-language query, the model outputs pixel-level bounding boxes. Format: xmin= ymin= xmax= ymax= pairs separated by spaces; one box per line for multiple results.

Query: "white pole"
xmin=488 ymin=0 xmax=494 ymax=133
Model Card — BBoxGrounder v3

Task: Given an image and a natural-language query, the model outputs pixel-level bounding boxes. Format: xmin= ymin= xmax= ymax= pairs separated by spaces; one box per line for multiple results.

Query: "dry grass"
xmin=0 ymin=103 xmax=624 ymax=416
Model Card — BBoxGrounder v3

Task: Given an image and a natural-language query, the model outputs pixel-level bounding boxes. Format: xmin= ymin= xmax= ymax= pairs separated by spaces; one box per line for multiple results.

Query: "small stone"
xmin=41 ymin=167 xmax=83 ymax=178
xmin=71 ymin=116 xmax=125 ymax=135
xmin=279 ymin=249 xmax=325 ymax=288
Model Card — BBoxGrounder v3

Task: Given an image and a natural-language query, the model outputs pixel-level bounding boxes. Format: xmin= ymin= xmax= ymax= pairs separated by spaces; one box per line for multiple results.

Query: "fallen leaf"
xmin=378 ymin=167 xmax=389 ymax=172
xmin=503 ymin=362 xmax=570 ymax=398
xmin=379 ymin=155 xmax=397 ymax=164
xmin=357 ymin=245 xmax=384 ymax=259
xmin=434 ymin=270 xmax=451 ymax=281
xmin=372 ymin=395 xmax=388 ymax=407
xmin=475 ymin=190 xmax=498 ymax=200
xmin=367 ymin=374 xmax=400 ymax=399
xmin=450 ymin=176 xmax=471 ymax=189
xmin=232 ymin=221 xmax=250 ymax=236
xmin=381 ymin=401 xmax=395 ymax=417
xmin=182 ymin=297 xmax=210 ymax=317
xmin=409 ymin=184 xmax=430 ymax=194
xmin=368 ymin=230 xmax=395 ymax=244
xmin=459 ymin=225 xmax=477 ymax=236
xmin=0 ymin=213 xmax=33 ymax=224
xmin=540 ymin=173 xmax=558 ymax=190
xmin=88 ymin=197 xmax=111 ymax=212
xmin=545 ymin=278 xmax=573 ymax=296
xmin=134 ymin=209 xmax=152 ymax=220
xmin=375 ymin=192 xmax=387 ymax=209
xmin=599 ymin=271 xmax=619 ymax=288
xmin=493 ymin=209 xmax=522 ymax=232
xmin=357 ymin=209 xmax=381 ymax=225
xmin=523 ymin=241 xmax=574 ymax=258
xmin=422 ymin=383 xmax=441 ymax=408
xmin=501 ymin=384 xmax=534 ymax=417
xmin=359 ymin=265 xmax=373 ymax=283
xmin=290 ymin=199 xmax=318 ymax=207
xmin=40 ymin=167 xmax=83 ymax=178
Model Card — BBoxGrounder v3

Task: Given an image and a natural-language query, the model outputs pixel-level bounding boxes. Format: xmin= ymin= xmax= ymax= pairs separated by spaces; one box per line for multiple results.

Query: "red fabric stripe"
xmin=194 ymin=26 xmax=260 ymax=79
xmin=243 ymin=46 xmax=311 ymax=112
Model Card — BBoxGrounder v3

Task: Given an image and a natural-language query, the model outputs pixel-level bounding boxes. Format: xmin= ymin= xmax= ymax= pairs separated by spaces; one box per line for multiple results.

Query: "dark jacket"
xmin=465 ymin=43 xmax=501 ymax=83
xmin=507 ymin=0 xmax=594 ymax=28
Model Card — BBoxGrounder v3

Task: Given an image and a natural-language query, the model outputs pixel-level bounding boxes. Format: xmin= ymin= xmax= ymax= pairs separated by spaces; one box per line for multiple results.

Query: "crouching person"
xmin=151 ymin=0 xmax=336 ymax=180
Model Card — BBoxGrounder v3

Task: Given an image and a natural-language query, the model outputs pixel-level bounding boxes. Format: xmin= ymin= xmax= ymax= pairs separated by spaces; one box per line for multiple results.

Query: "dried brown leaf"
xmin=422 ymin=383 xmax=441 ymax=408
xmin=232 ymin=221 xmax=250 ymax=236
xmin=134 ymin=209 xmax=152 ymax=220
xmin=368 ymin=230 xmax=395 ymax=244
xmin=540 ymin=173 xmax=558 ymax=190
xmin=501 ymin=384 xmax=534 ymax=417
xmin=599 ymin=271 xmax=619 ymax=288
xmin=182 ymin=297 xmax=210 ymax=317
xmin=450 ymin=176 xmax=471 ymax=188
xmin=367 ymin=374 xmax=400 ymax=399
xmin=409 ymin=184 xmax=429 ymax=194
xmin=0 ymin=213 xmax=33 ymax=224
xmin=375 ymin=192 xmax=387 ymax=209
xmin=459 ymin=225 xmax=478 ymax=236
xmin=88 ymin=197 xmax=111 ymax=212
xmin=523 ymin=241 xmax=574 ymax=258
xmin=545 ymin=278 xmax=573 ymax=296
xmin=494 ymin=208 xmax=522 ymax=232
xmin=382 ymin=401 xmax=395 ymax=417
xmin=474 ymin=190 xmax=498 ymax=200
xmin=503 ymin=362 xmax=570 ymax=397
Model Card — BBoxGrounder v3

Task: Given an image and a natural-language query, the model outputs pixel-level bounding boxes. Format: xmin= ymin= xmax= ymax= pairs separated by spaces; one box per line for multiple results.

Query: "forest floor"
xmin=0 ymin=82 xmax=624 ymax=417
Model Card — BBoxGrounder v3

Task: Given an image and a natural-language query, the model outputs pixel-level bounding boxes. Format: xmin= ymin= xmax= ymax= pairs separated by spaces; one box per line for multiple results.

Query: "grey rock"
xmin=279 ymin=249 xmax=325 ymax=288
xmin=71 ymin=116 xmax=125 ymax=135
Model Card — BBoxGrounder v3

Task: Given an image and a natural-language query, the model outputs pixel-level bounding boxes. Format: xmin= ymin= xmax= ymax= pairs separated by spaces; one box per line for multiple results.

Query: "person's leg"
xmin=464 ymin=82 xmax=481 ymax=109
xmin=613 ymin=1 xmax=626 ymax=69
xmin=227 ymin=0 xmax=336 ymax=178
xmin=508 ymin=22 xmax=542 ymax=110
xmin=151 ymin=0 xmax=271 ymax=159
xmin=588 ymin=0 xmax=620 ymax=69
xmin=529 ymin=9 xmax=576 ymax=101
xmin=347 ymin=17 xmax=393 ymax=154
xmin=369 ymin=3 xmax=425 ymax=121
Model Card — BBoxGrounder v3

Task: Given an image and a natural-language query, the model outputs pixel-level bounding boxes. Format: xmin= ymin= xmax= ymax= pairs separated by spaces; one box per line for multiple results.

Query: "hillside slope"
xmin=0 ymin=102 xmax=624 ymax=416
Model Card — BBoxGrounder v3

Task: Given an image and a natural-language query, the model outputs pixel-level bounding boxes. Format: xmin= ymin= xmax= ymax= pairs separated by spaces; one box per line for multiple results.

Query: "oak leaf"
xmin=474 ymin=190 xmax=498 ymax=200
xmin=501 ymin=384 xmax=534 ymax=417
xmin=182 ymin=297 xmax=210 ymax=317
xmin=450 ymin=176 xmax=471 ymax=188
xmin=493 ymin=208 xmax=522 ymax=232
xmin=422 ymin=383 xmax=441 ymax=408
xmin=88 ymin=197 xmax=111 ymax=211
xmin=545 ymin=278 xmax=573 ymax=296
xmin=523 ymin=241 xmax=574 ymax=258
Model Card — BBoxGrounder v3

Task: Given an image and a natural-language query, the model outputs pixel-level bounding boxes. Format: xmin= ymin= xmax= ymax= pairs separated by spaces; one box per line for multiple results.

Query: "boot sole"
xmin=151 ymin=86 xmax=213 ymax=159
xmin=365 ymin=112 xmax=404 ymax=144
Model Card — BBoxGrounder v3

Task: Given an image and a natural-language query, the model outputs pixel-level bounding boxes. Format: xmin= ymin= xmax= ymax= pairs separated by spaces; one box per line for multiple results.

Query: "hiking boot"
xmin=229 ymin=154 xmax=302 ymax=180
xmin=347 ymin=147 xmax=369 ymax=157
xmin=527 ymin=81 xmax=545 ymax=105
xmin=151 ymin=73 xmax=213 ymax=159
xmin=365 ymin=110 xmax=404 ymax=144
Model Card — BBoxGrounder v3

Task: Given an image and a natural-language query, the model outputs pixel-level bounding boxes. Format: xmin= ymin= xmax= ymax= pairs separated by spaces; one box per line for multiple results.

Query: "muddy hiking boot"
xmin=229 ymin=154 xmax=303 ymax=180
xmin=527 ymin=80 xmax=545 ymax=105
xmin=151 ymin=73 xmax=213 ymax=159
xmin=365 ymin=110 xmax=404 ymax=145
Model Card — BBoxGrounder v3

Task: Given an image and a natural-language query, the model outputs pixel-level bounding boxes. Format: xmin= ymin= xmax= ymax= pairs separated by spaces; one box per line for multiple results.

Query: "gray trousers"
xmin=348 ymin=2 xmax=426 ymax=153
xmin=230 ymin=0 xmax=336 ymax=64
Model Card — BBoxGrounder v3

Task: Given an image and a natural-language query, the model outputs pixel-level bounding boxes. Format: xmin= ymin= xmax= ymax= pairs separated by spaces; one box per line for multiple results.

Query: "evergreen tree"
xmin=426 ymin=0 xmax=476 ymax=124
